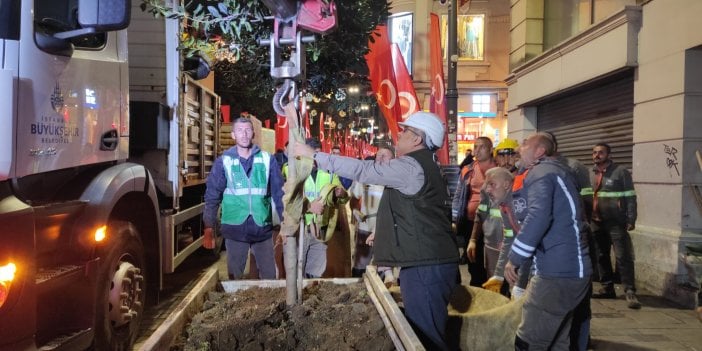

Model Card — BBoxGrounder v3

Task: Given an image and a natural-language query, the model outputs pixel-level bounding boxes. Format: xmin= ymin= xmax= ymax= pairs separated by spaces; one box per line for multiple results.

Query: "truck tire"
xmin=93 ymin=221 xmax=146 ymax=351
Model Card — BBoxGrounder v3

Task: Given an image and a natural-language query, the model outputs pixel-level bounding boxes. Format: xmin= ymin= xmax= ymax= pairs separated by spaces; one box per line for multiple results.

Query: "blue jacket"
xmin=508 ymin=158 xmax=592 ymax=279
xmin=204 ymin=145 xmax=285 ymax=242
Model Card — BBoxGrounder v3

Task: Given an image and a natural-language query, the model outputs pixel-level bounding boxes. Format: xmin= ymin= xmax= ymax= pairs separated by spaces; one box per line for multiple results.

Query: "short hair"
xmin=543 ymin=131 xmax=559 ymax=152
xmin=594 ymin=142 xmax=611 ymax=154
xmin=405 ymin=126 xmax=428 ymax=148
xmin=305 ymin=138 xmax=322 ymax=150
xmin=232 ymin=117 xmax=253 ymax=126
xmin=485 ymin=166 xmax=514 ymax=183
xmin=531 ymin=132 xmax=556 ymax=156
xmin=475 ymin=136 xmax=493 ymax=151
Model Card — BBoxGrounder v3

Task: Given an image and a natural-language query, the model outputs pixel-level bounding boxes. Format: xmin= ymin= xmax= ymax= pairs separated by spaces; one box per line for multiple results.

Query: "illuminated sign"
xmin=84 ymin=88 xmax=98 ymax=109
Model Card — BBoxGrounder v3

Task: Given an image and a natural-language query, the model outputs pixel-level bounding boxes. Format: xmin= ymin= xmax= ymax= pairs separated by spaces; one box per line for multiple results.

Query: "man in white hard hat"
xmin=294 ymin=111 xmax=460 ymax=350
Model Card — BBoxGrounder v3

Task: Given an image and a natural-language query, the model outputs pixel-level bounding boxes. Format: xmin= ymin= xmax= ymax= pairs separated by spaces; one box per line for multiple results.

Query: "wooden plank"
xmin=135 ymin=267 xmax=219 ymax=351
xmin=365 ymin=266 xmax=425 ymax=351
xmin=364 ymin=276 xmax=405 ymax=351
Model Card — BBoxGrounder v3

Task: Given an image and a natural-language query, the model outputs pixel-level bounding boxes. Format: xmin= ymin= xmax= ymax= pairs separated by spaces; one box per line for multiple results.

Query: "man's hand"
xmin=334 ymin=187 xmax=347 ymax=199
xmin=467 ymin=239 xmax=477 ymax=263
xmin=627 ymin=223 xmax=635 ymax=231
xmin=309 ymin=199 xmax=325 ymax=214
xmin=482 ymin=276 xmax=504 ymax=293
xmin=293 ymin=141 xmax=316 ymax=159
xmin=504 ymin=261 xmax=518 ymax=286
xmin=366 ymin=232 xmax=376 ymax=246
xmin=203 ymin=227 xmax=215 ymax=249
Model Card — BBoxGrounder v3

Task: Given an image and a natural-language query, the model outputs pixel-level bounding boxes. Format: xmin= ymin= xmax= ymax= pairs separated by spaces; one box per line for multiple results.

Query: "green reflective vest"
xmin=221 ymin=151 xmax=272 ymax=226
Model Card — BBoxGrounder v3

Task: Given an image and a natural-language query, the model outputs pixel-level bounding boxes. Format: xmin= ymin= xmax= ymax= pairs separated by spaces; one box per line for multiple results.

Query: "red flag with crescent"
xmin=275 ymin=114 xmax=289 ymax=150
xmin=430 ymin=13 xmax=449 ymax=165
xmin=390 ymin=43 xmax=420 ymax=121
xmin=366 ymin=25 xmax=400 ymax=143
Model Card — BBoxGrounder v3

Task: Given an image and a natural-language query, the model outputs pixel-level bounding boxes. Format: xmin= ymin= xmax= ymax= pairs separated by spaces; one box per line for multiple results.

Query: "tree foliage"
xmin=141 ymin=0 xmax=391 ymax=120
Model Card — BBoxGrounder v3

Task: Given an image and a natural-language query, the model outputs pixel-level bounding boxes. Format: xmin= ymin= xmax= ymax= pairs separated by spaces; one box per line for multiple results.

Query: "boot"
xmin=625 ymin=290 xmax=641 ymax=309
xmin=351 ymin=268 xmax=366 ymax=278
xmin=592 ymin=285 xmax=616 ymax=299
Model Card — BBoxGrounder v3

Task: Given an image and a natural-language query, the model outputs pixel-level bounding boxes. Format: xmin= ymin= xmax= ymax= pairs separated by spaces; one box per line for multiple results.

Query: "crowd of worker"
xmin=203 ymin=112 xmax=645 ymax=350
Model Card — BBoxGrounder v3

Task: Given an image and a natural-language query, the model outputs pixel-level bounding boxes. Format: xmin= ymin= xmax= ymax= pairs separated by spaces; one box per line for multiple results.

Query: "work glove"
xmin=481 ymin=276 xmax=504 ymax=293
xmin=202 ymin=227 xmax=215 ymax=249
xmin=511 ymin=286 xmax=526 ymax=300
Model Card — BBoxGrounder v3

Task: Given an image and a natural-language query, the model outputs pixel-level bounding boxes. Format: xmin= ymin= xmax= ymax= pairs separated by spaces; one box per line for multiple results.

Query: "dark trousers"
xmin=569 ymin=281 xmax=592 ymax=351
xmin=457 ymin=219 xmax=487 ymax=286
xmin=591 ymin=219 xmax=636 ymax=293
xmin=400 ymin=263 xmax=459 ymax=351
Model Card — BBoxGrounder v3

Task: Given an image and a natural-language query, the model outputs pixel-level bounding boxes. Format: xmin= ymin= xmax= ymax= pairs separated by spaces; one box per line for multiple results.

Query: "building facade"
xmin=507 ymin=0 xmax=702 ymax=306
xmin=390 ymin=0 xmax=512 ymax=163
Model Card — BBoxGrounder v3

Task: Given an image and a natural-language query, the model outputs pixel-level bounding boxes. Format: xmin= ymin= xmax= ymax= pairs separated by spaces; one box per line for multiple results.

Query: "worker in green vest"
xmin=203 ymin=117 xmax=285 ymax=280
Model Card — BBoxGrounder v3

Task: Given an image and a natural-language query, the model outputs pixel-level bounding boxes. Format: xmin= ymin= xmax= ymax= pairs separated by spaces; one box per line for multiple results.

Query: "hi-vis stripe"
xmin=224 ymin=188 xmax=266 ymax=195
xmin=580 ymin=188 xmax=636 ymax=198
xmin=478 ymin=204 xmax=502 ymax=219
xmin=556 ymin=175 xmax=586 ymax=278
xmin=503 ymin=229 xmax=514 ymax=238
xmin=222 ymin=153 xmax=270 ymax=195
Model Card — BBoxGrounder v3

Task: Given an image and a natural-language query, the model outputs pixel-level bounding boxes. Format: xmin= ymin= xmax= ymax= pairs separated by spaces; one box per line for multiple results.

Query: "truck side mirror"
xmin=54 ymin=0 xmax=131 ymax=40
xmin=78 ymin=0 xmax=131 ymax=32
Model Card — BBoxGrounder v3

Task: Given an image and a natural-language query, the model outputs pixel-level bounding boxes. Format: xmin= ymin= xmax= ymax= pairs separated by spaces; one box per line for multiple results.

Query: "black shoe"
xmin=625 ymin=291 xmax=641 ymax=309
xmin=592 ymin=287 xmax=616 ymax=299
xmin=351 ymin=268 xmax=365 ymax=278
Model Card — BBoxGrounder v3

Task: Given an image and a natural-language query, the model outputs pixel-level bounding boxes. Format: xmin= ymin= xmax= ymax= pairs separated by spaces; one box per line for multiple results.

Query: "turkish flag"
xmin=275 ymin=114 xmax=289 ymax=150
xmin=430 ymin=13 xmax=450 ymax=165
xmin=319 ymin=112 xmax=325 ymax=142
xmin=303 ymin=110 xmax=311 ymax=140
xmin=390 ymin=43 xmax=420 ymax=121
xmin=366 ymin=25 xmax=400 ymax=144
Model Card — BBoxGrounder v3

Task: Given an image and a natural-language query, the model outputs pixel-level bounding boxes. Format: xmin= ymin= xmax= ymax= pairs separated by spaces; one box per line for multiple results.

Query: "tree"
xmin=141 ymin=0 xmax=390 ymax=121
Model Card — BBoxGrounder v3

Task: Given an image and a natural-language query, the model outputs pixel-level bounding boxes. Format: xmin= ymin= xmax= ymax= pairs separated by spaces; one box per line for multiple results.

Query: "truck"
xmin=0 ymin=0 xmax=224 ymax=349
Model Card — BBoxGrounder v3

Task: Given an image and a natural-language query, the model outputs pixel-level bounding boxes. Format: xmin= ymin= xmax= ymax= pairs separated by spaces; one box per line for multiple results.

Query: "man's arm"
xmin=508 ymin=174 xmax=555 ymax=267
xmin=621 ymin=168 xmax=637 ymax=229
xmin=268 ymin=156 xmax=285 ymax=220
xmin=313 ymin=152 xmax=425 ymax=196
xmin=203 ymin=156 xmax=226 ymax=228
xmin=202 ymin=156 xmax=226 ymax=248
xmin=451 ymin=169 xmax=470 ymax=222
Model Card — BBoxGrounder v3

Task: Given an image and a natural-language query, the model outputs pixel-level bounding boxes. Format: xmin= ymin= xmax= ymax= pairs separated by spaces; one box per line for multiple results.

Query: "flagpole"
xmin=447 ymin=0 xmax=459 ymax=165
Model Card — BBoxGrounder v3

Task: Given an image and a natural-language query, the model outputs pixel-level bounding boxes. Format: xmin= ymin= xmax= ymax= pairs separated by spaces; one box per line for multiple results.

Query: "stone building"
xmin=389 ymin=0 xmax=512 ymax=162
xmin=507 ymin=0 xmax=702 ymax=306
xmin=391 ymin=0 xmax=701 ymax=307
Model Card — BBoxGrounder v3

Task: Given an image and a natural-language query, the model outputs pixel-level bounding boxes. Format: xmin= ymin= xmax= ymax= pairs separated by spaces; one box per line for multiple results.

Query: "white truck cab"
xmin=0 ymin=1 xmax=221 ymax=349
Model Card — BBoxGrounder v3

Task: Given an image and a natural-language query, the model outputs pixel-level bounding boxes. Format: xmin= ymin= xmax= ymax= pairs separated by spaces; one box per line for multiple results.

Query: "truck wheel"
xmin=94 ymin=221 xmax=146 ymax=351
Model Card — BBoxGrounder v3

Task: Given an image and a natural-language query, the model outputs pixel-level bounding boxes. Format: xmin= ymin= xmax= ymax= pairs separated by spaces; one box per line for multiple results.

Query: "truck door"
xmin=15 ymin=0 xmax=128 ymax=178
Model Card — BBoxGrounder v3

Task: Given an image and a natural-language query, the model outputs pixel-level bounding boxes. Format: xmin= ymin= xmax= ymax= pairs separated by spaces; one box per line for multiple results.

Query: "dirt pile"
xmin=173 ymin=281 xmax=395 ymax=351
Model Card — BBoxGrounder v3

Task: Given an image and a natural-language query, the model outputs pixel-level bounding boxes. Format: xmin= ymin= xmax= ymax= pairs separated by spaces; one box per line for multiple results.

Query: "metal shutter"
xmin=537 ymin=73 xmax=634 ymax=169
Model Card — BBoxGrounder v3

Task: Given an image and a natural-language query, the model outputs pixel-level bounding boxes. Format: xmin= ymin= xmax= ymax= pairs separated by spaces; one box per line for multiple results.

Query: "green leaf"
xmin=218 ymin=3 xmax=229 ymax=15
xmin=207 ymin=6 xmax=221 ymax=18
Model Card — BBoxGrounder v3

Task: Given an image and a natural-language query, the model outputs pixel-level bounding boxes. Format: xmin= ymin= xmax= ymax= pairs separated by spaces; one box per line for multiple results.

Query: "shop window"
xmin=441 ymin=14 xmax=485 ymax=61
xmin=544 ymin=0 xmax=638 ymax=51
xmin=389 ymin=13 xmax=413 ymax=74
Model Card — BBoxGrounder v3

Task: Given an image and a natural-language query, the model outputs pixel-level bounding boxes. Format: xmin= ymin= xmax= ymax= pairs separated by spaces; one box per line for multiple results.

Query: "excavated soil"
xmin=172 ymin=281 xmax=395 ymax=351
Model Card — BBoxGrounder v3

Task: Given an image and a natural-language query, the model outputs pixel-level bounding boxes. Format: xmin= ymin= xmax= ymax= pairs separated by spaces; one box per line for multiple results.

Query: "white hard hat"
xmin=398 ymin=112 xmax=445 ymax=150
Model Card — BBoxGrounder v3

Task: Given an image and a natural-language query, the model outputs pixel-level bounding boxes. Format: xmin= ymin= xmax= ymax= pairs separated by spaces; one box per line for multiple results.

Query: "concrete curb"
xmin=135 ymin=266 xmax=219 ymax=351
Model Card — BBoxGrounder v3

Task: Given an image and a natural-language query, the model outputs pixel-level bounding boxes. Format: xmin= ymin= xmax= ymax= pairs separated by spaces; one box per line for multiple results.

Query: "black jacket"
xmin=374 ymin=149 xmax=459 ymax=267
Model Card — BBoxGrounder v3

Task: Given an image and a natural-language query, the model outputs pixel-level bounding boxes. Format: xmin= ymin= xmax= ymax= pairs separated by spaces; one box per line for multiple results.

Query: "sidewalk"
xmin=589 ymin=284 xmax=702 ymax=350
